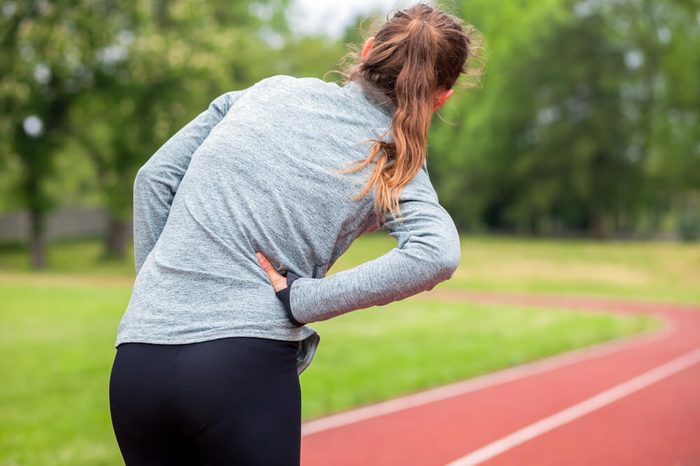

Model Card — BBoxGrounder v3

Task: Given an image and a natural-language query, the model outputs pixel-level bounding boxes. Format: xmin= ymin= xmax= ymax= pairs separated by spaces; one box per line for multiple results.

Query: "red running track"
xmin=298 ymin=291 xmax=700 ymax=466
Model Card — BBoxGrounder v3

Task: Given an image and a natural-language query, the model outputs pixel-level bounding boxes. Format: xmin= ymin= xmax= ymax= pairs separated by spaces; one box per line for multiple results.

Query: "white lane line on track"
xmin=301 ymin=317 xmax=675 ymax=436
xmin=444 ymin=347 xmax=700 ymax=466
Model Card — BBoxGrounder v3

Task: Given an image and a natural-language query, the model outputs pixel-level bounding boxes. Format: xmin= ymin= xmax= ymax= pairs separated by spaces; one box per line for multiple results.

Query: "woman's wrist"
xmin=275 ymin=270 xmax=305 ymax=327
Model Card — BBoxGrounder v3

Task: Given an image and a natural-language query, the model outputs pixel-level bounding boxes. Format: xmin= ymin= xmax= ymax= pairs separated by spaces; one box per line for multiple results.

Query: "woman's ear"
xmin=433 ymin=88 xmax=454 ymax=112
xmin=361 ymin=36 xmax=376 ymax=60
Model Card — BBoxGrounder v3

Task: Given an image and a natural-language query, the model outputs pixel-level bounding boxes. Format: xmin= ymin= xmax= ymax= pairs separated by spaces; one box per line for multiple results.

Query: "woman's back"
xmin=115 ymin=74 xmax=460 ymax=375
xmin=175 ymin=74 xmax=394 ymax=279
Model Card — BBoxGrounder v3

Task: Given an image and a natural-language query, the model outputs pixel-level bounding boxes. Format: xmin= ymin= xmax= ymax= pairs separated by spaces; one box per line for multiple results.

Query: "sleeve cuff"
xmin=276 ymin=270 xmax=305 ymax=327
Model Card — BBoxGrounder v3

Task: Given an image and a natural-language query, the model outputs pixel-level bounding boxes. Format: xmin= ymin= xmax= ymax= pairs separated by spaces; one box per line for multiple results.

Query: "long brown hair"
xmin=330 ymin=1 xmax=484 ymax=226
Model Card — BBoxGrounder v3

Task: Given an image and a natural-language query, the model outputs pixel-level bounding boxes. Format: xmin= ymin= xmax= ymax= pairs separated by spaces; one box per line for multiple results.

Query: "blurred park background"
xmin=1 ymin=0 xmax=699 ymax=464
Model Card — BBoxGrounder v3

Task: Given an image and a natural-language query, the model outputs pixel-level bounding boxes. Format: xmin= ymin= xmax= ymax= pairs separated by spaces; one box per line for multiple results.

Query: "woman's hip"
xmin=109 ymin=336 xmax=302 ymax=464
xmin=109 ymin=336 xmax=300 ymax=429
xmin=111 ymin=336 xmax=299 ymax=392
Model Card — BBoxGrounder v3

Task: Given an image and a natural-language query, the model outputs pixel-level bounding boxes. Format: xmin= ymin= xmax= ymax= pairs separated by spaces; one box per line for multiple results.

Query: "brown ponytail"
xmin=330 ymin=1 xmax=484 ymax=226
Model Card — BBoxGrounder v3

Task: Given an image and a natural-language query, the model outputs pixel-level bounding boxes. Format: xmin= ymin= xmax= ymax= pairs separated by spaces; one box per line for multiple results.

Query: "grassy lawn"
xmin=2 ymin=232 xmax=698 ymax=303
xmin=0 ymin=234 xmax=684 ymax=465
xmin=355 ymin=233 xmax=700 ymax=305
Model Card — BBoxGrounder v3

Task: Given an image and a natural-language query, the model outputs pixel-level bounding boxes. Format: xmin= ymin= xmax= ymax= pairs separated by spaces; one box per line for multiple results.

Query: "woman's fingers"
xmin=255 ymin=251 xmax=288 ymax=293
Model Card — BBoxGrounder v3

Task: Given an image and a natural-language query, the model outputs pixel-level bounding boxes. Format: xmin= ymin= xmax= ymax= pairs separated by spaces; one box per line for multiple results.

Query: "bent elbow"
xmin=418 ymin=239 xmax=461 ymax=294
xmin=419 ymin=222 xmax=461 ymax=286
xmin=443 ymin=245 xmax=461 ymax=278
xmin=435 ymin=235 xmax=461 ymax=280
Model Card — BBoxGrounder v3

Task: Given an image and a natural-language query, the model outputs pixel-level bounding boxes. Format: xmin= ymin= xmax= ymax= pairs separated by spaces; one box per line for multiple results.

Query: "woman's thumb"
xmin=255 ymin=251 xmax=287 ymax=292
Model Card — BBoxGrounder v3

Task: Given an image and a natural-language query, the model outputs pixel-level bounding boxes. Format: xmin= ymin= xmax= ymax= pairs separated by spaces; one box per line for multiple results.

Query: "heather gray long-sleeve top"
xmin=114 ymin=74 xmax=461 ymax=375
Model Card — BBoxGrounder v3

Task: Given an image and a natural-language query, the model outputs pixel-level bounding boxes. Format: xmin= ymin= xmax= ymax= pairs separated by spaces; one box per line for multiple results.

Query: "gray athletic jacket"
xmin=114 ymin=74 xmax=461 ymax=375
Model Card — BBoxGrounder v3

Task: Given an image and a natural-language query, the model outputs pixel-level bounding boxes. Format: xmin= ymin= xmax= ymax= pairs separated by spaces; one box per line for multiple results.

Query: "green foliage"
xmin=0 ymin=0 xmax=140 ymax=266
xmin=430 ymin=0 xmax=700 ymax=239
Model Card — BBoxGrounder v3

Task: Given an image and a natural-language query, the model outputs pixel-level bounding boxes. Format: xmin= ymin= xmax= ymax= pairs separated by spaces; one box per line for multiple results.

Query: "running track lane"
xmin=298 ymin=291 xmax=700 ymax=466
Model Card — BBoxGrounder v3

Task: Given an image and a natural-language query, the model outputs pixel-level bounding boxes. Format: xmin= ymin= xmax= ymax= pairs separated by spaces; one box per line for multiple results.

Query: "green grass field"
xmin=2 ymin=232 xmax=698 ymax=303
xmin=2 ymin=234 xmax=694 ymax=465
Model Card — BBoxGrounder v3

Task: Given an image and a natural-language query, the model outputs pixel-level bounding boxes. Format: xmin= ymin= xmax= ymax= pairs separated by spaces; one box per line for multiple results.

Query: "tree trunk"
xmin=104 ymin=215 xmax=129 ymax=259
xmin=590 ymin=212 xmax=606 ymax=239
xmin=29 ymin=208 xmax=46 ymax=269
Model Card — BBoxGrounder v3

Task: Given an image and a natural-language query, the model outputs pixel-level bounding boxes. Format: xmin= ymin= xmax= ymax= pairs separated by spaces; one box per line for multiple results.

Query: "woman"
xmin=109 ymin=2 xmax=480 ymax=465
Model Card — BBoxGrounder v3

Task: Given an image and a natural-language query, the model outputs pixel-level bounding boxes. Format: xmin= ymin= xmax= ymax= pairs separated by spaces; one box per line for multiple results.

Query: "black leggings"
xmin=109 ymin=336 xmax=301 ymax=465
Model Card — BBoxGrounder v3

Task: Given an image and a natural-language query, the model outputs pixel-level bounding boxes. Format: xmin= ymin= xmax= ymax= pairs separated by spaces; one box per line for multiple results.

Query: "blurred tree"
xmin=430 ymin=0 xmax=699 ymax=239
xmin=67 ymin=0 xmax=291 ymax=260
xmin=271 ymin=35 xmax=347 ymax=80
xmin=0 ymin=0 xmax=131 ymax=268
xmin=604 ymin=0 xmax=700 ymax=240
xmin=505 ymin=5 xmax=638 ymax=238
xmin=430 ymin=0 xmax=572 ymax=234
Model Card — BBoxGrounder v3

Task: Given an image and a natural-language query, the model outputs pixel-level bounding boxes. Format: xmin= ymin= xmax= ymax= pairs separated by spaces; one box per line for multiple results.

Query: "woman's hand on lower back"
xmin=255 ymin=251 xmax=288 ymax=293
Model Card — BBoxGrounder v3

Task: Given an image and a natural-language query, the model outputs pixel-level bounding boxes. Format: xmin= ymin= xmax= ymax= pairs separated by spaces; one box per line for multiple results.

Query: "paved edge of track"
xmin=299 ymin=290 xmax=700 ymax=466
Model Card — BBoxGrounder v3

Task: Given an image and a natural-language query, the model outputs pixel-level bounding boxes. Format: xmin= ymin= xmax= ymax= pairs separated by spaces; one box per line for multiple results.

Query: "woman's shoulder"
xmin=255 ymin=74 xmax=340 ymax=92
